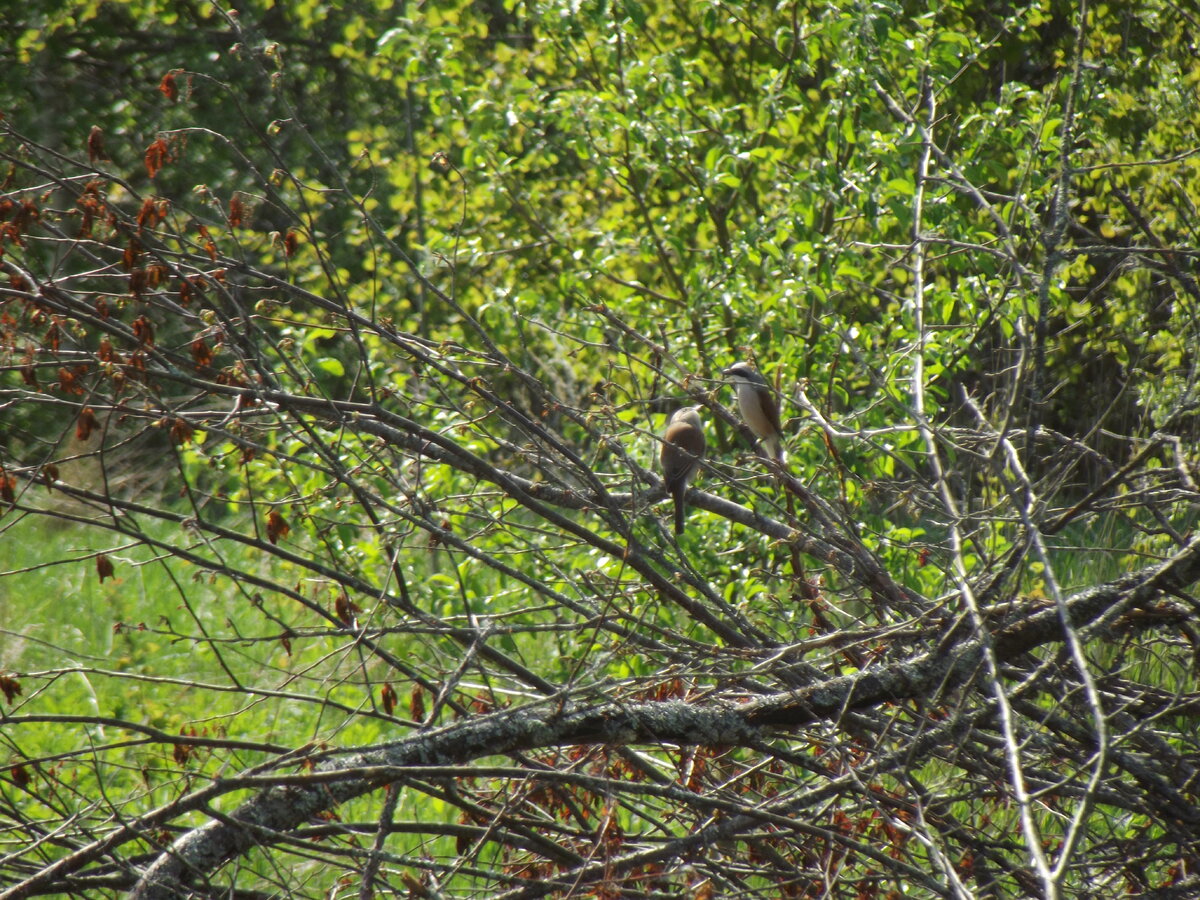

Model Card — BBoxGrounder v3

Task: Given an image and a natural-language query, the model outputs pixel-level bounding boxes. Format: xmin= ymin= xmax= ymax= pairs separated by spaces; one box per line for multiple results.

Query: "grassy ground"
xmin=3 ymin=503 xmax=1186 ymax=896
xmin=1 ymin=508 xmax=466 ymax=894
xmin=3 ymin=511 xmax=391 ymax=785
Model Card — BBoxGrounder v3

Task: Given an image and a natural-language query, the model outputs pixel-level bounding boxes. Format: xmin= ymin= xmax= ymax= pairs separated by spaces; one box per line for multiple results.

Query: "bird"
xmin=722 ymin=362 xmax=784 ymax=461
xmin=660 ymin=406 xmax=706 ymax=534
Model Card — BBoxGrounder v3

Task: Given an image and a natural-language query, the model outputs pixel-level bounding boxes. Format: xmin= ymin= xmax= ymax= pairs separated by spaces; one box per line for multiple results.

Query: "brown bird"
xmin=660 ymin=406 xmax=706 ymax=534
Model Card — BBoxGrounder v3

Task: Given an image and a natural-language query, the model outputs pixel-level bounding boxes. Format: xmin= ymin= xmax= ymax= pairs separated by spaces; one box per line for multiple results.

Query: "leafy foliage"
xmin=3 ymin=1 xmax=1200 ymax=898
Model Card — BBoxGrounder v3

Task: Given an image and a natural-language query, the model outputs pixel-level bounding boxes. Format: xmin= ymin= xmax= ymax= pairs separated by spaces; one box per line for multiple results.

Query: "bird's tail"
xmin=765 ymin=434 xmax=785 ymax=464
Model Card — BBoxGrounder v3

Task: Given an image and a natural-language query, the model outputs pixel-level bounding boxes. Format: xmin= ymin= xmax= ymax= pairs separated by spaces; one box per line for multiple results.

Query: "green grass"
xmin=4 ymin=500 xmax=1194 ymax=896
xmin=5 ymin=517 xmax=388 ymax=772
xmin=1 ymin=509 xmax=474 ymax=894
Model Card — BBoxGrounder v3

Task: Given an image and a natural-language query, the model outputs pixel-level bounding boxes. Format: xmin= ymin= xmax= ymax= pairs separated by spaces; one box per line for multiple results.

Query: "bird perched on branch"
xmin=660 ymin=406 xmax=706 ymax=534
xmin=723 ymin=362 xmax=784 ymax=461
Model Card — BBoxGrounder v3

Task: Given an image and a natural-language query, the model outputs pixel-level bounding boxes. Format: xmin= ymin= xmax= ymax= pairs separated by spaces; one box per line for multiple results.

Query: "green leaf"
xmin=841 ymin=115 xmax=856 ymax=145
xmin=316 ymin=357 xmax=345 ymax=377
xmin=1039 ymin=117 xmax=1062 ymax=144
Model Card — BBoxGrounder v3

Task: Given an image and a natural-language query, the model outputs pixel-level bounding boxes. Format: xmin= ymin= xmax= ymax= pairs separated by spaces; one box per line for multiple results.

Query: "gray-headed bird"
xmin=723 ymin=362 xmax=784 ymax=461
